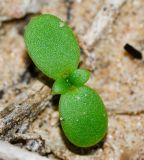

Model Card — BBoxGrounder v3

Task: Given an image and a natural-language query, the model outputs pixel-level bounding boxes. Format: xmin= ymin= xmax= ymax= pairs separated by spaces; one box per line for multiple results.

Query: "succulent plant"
xmin=24 ymin=14 xmax=108 ymax=148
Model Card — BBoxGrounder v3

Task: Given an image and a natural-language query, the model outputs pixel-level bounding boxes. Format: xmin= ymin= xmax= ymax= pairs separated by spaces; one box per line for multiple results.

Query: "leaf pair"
xmin=24 ymin=14 xmax=108 ymax=147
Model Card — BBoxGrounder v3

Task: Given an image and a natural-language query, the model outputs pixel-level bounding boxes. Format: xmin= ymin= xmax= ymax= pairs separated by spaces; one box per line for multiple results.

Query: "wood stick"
xmin=0 ymin=81 xmax=51 ymax=139
xmin=83 ymin=0 xmax=126 ymax=47
xmin=0 ymin=140 xmax=50 ymax=160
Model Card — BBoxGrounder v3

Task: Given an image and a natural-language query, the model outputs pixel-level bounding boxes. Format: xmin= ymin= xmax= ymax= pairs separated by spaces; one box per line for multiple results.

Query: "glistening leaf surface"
xmin=59 ymin=86 xmax=108 ymax=147
xmin=24 ymin=14 xmax=80 ymax=80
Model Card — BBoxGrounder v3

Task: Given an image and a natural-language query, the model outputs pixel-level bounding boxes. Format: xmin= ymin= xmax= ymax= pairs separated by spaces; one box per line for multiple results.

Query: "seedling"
xmin=24 ymin=14 xmax=108 ymax=148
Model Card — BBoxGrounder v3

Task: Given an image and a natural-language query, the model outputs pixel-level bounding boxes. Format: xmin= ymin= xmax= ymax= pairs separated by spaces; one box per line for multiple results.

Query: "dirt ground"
xmin=0 ymin=0 xmax=144 ymax=160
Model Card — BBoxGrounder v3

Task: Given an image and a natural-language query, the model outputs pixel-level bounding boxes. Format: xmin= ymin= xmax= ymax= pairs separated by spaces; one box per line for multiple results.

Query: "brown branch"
xmin=0 ymin=81 xmax=51 ymax=140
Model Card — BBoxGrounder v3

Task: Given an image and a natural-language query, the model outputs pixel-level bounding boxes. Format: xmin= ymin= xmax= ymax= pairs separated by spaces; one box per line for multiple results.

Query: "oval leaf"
xmin=69 ymin=68 xmax=90 ymax=87
xmin=59 ymin=86 xmax=108 ymax=147
xmin=24 ymin=14 xmax=80 ymax=80
xmin=52 ymin=78 xmax=71 ymax=95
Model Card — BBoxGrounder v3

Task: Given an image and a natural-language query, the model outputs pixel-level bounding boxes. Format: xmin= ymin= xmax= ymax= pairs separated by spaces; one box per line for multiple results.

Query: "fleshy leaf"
xmin=69 ymin=68 xmax=90 ymax=87
xmin=24 ymin=14 xmax=80 ymax=80
xmin=52 ymin=78 xmax=72 ymax=95
xmin=59 ymin=86 xmax=108 ymax=147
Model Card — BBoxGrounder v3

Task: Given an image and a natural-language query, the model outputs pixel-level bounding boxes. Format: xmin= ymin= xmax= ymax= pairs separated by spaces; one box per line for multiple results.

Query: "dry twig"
xmin=0 ymin=140 xmax=50 ymax=160
xmin=0 ymin=81 xmax=51 ymax=139
xmin=83 ymin=0 xmax=126 ymax=47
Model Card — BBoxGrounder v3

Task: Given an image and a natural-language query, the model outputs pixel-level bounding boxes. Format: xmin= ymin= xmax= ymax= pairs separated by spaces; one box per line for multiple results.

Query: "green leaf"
xmin=59 ymin=86 xmax=108 ymax=147
xmin=69 ymin=68 xmax=90 ymax=87
xmin=24 ymin=14 xmax=80 ymax=80
xmin=52 ymin=78 xmax=72 ymax=95
xmin=24 ymin=14 xmax=108 ymax=148
xmin=52 ymin=69 xmax=90 ymax=95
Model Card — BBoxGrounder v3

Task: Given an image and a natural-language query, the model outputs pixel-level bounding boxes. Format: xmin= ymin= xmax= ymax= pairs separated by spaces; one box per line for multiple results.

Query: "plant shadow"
xmin=59 ymin=125 xmax=106 ymax=155
xmin=22 ymin=53 xmax=54 ymax=88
